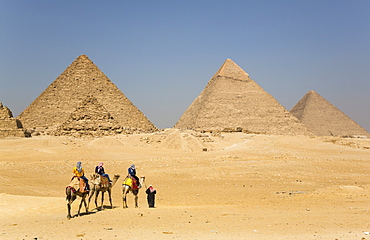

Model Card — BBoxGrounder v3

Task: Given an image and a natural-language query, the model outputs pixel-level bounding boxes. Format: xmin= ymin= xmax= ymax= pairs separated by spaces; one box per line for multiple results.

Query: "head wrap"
xmin=149 ymin=185 xmax=155 ymax=193
xmin=131 ymin=164 xmax=135 ymax=169
xmin=98 ymin=162 xmax=104 ymax=167
xmin=76 ymin=161 xmax=82 ymax=173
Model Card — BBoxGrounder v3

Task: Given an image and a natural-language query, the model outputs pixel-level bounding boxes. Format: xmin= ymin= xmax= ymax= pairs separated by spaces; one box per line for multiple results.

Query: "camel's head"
xmin=140 ymin=176 xmax=145 ymax=183
xmin=90 ymin=173 xmax=100 ymax=184
xmin=114 ymin=174 xmax=120 ymax=179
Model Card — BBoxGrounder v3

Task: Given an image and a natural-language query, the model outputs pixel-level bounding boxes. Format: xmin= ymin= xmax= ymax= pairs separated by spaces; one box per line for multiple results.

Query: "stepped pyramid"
xmin=0 ymin=102 xmax=26 ymax=138
xmin=18 ymin=55 xmax=156 ymax=134
xmin=290 ymin=90 xmax=369 ymax=137
xmin=54 ymin=96 xmax=124 ymax=137
xmin=174 ymin=59 xmax=311 ymax=135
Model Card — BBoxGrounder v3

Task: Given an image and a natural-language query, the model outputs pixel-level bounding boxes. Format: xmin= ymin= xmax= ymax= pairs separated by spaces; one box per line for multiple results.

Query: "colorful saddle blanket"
xmin=100 ymin=176 xmax=110 ymax=188
xmin=123 ymin=176 xmax=138 ymax=190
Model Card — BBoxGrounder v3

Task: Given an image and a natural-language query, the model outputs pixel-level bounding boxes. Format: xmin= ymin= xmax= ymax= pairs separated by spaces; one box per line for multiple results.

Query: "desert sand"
xmin=1 ymin=129 xmax=370 ymax=239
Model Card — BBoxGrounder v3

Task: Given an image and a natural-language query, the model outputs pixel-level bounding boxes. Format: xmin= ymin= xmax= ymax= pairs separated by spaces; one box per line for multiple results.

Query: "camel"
xmin=66 ymin=177 xmax=89 ymax=219
xmin=122 ymin=176 xmax=145 ymax=208
xmin=88 ymin=174 xmax=120 ymax=210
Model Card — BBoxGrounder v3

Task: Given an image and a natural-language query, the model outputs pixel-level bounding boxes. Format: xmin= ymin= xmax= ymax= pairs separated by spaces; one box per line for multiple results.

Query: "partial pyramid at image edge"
xmin=0 ymin=102 xmax=25 ymax=138
xmin=17 ymin=55 xmax=156 ymax=134
xmin=290 ymin=90 xmax=369 ymax=137
xmin=174 ymin=59 xmax=312 ymax=136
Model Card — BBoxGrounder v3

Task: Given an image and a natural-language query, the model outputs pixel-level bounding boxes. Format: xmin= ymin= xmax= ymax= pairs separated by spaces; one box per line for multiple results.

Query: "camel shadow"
xmin=90 ymin=205 xmax=120 ymax=212
xmin=71 ymin=211 xmax=97 ymax=218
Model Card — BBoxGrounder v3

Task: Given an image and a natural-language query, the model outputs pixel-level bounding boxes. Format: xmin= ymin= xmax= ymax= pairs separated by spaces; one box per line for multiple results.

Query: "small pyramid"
xmin=291 ymin=90 xmax=370 ymax=137
xmin=18 ymin=55 xmax=156 ymax=134
xmin=0 ymin=102 xmax=26 ymax=138
xmin=54 ymin=96 xmax=124 ymax=137
xmin=174 ymin=59 xmax=311 ymax=135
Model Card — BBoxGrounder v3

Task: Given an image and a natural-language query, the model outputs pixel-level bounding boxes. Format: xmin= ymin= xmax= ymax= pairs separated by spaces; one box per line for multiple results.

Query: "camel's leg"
xmin=94 ymin=191 xmax=99 ymax=210
xmin=66 ymin=188 xmax=75 ymax=219
xmin=134 ymin=193 xmax=138 ymax=208
xmin=122 ymin=186 xmax=129 ymax=208
xmin=87 ymin=187 xmax=95 ymax=209
xmin=83 ymin=195 xmax=88 ymax=213
xmin=108 ymin=189 xmax=113 ymax=209
xmin=77 ymin=197 xmax=84 ymax=217
xmin=67 ymin=201 xmax=73 ymax=219
xmin=123 ymin=193 xmax=127 ymax=208
xmin=100 ymin=192 xmax=105 ymax=210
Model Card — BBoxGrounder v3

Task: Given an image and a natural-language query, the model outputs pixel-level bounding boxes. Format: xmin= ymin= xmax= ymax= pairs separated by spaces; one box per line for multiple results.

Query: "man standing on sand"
xmin=146 ymin=185 xmax=156 ymax=208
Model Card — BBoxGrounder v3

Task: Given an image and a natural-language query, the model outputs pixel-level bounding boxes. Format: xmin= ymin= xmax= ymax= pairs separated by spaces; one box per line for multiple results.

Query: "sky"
xmin=1 ymin=0 xmax=369 ymax=131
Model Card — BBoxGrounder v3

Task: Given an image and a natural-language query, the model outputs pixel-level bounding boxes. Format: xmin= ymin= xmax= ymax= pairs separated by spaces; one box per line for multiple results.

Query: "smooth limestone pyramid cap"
xmin=290 ymin=90 xmax=370 ymax=137
xmin=18 ymin=55 xmax=156 ymax=133
xmin=174 ymin=59 xmax=311 ymax=135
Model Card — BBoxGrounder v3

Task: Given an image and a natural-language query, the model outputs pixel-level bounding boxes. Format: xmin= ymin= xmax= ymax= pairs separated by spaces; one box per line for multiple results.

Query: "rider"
xmin=73 ymin=161 xmax=89 ymax=193
xmin=128 ymin=164 xmax=141 ymax=188
xmin=95 ymin=162 xmax=112 ymax=182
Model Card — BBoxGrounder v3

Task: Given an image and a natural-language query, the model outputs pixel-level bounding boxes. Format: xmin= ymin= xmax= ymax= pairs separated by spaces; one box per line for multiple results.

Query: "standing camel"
xmin=88 ymin=174 xmax=120 ymax=210
xmin=66 ymin=177 xmax=89 ymax=219
xmin=122 ymin=176 xmax=145 ymax=208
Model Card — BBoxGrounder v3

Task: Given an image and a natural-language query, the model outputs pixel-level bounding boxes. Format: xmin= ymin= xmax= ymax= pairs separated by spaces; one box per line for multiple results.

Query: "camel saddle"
xmin=123 ymin=176 xmax=139 ymax=190
xmin=99 ymin=176 xmax=110 ymax=188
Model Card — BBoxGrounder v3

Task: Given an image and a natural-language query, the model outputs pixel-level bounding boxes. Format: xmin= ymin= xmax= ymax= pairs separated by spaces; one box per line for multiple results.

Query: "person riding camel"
xmin=95 ymin=162 xmax=112 ymax=183
xmin=73 ymin=161 xmax=89 ymax=193
xmin=128 ymin=164 xmax=141 ymax=188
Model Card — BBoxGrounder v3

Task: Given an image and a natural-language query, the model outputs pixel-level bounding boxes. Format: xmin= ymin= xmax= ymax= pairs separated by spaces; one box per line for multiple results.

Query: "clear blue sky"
xmin=1 ymin=0 xmax=369 ymax=131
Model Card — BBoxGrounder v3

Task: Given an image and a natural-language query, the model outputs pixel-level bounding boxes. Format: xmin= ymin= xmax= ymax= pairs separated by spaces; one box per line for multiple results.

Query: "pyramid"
xmin=0 ymin=102 xmax=25 ymax=138
xmin=54 ymin=96 xmax=124 ymax=137
xmin=174 ymin=59 xmax=311 ymax=135
xmin=290 ymin=90 xmax=370 ymax=137
xmin=18 ymin=55 xmax=156 ymax=134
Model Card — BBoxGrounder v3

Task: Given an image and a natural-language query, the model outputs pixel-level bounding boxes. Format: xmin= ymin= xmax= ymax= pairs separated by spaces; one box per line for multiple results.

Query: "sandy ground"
xmin=1 ymin=128 xmax=370 ymax=239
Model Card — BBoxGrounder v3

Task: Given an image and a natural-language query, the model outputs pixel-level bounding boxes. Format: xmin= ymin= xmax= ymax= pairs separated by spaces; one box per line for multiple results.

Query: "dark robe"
xmin=146 ymin=187 xmax=156 ymax=208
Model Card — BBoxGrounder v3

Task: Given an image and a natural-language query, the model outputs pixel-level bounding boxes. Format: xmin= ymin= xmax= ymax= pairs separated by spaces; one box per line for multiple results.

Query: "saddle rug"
xmin=100 ymin=176 xmax=110 ymax=188
xmin=123 ymin=176 xmax=139 ymax=190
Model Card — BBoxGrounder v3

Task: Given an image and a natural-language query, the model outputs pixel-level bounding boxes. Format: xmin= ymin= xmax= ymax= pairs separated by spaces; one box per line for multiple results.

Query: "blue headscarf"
xmin=76 ymin=161 xmax=82 ymax=173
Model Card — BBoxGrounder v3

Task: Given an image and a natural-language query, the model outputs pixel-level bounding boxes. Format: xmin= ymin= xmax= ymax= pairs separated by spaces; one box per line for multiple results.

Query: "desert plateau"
xmin=1 ymin=130 xmax=370 ymax=239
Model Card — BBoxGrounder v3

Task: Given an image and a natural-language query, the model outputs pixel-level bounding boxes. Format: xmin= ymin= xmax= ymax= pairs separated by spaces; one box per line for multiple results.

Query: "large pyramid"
xmin=290 ymin=90 xmax=369 ymax=137
xmin=174 ymin=59 xmax=311 ymax=135
xmin=18 ymin=55 xmax=156 ymax=134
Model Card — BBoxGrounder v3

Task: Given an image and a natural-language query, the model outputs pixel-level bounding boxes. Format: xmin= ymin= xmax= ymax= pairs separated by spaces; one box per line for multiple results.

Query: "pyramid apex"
xmin=307 ymin=90 xmax=319 ymax=95
xmin=75 ymin=54 xmax=90 ymax=60
xmin=213 ymin=58 xmax=250 ymax=81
